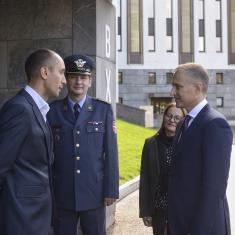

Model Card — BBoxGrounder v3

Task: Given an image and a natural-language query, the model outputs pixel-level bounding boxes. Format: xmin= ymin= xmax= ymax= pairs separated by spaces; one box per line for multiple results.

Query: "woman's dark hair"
xmin=158 ymin=102 xmax=186 ymax=135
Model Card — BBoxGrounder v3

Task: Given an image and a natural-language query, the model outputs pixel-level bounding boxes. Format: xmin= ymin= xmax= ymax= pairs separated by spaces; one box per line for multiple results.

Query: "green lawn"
xmin=117 ymin=119 xmax=157 ymax=185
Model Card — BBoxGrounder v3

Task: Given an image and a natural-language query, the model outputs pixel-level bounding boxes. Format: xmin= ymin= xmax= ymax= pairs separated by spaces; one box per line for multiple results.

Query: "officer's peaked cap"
xmin=64 ymin=54 xmax=94 ymax=76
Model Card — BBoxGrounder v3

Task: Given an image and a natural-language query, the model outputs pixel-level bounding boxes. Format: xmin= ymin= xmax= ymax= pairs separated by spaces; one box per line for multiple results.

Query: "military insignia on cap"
xmin=74 ymin=59 xmax=86 ymax=68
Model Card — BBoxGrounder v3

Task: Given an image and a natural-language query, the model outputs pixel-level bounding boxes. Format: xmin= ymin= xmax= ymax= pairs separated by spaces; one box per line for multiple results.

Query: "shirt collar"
xmin=188 ymin=98 xmax=208 ymax=119
xmin=24 ymin=85 xmax=50 ymax=122
xmin=68 ymin=95 xmax=87 ymax=111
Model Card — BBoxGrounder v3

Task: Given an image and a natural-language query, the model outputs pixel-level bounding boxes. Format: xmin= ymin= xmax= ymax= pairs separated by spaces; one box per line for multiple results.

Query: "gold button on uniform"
xmin=95 ymin=128 xmax=98 ymax=131
xmin=77 ymin=130 xmax=80 ymax=135
xmin=76 ymin=170 xmax=80 ymax=174
xmin=76 ymin=156 xmax=80 ymax=160
xmin=76 ymin=143 xmax=80 ymax=147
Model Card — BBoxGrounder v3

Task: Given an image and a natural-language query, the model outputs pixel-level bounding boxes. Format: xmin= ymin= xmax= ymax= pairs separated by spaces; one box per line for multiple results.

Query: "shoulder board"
xmin=94 ymin=98 xmax=111 ymax=105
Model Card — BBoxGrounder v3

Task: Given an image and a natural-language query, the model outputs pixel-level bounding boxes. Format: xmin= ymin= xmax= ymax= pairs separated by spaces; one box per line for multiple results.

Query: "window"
xmin=228 ymin=0 xmax=235 ymax=62
xmin=166 ymin=0 xmax=173 ymax=52
xmin=198 ymin=0 xmax=205 ymax=52
xmin=166 ymin=72 xmax=174 ymax=84
xmin=148 ymin=18 xmax=154 ymax=36
xmin=215 ymin=0 xmax=222 ymax=52
xmin=216 ymin=97 xmax=224 ymax=107
xmin=117 ymin=0 xmax=122 ymax=51
xmin=147 ymin=0 xmax=155 ymax=51
xmin=179 ymin=0 xmax=194 ymax=63
xmin=127 ymin=0 xmax=143 ymax=64
xmin=118 ymin=97 xmax=123 ymax=104
xmin=216 ymin=73 xmax=223 ymax=84
xmin=118 ymin=72 xmax=123 ymax=84
xmin=151 ymin=97 xmax=173 ymax=117
xmin=148 ymin=72 xmax=156 ymax=84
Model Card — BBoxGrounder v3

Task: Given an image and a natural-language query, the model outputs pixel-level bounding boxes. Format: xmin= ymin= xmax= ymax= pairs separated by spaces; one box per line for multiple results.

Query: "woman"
xmin=139 ymin=103 xmax=185 ymax=235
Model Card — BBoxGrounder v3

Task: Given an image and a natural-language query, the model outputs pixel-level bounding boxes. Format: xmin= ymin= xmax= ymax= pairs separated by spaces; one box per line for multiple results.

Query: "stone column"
xmin=72 ymin=0 xmax=117 ymax=112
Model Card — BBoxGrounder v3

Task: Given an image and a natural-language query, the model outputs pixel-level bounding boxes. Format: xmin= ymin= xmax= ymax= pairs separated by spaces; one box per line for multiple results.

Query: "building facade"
xmin=117 ymin=0 xmax=235 ymax=123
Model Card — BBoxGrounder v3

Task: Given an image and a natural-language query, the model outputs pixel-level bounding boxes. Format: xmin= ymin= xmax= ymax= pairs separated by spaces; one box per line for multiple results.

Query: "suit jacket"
xmin=0 ymin=89 xmax=53 ymax=235
xmin=47 ymin=96 xmax=119 ymax=211
xmin=168 ymin=104 xmax=233 ymax=235
xmin=139 ymin=133 xmax=161 ymax=218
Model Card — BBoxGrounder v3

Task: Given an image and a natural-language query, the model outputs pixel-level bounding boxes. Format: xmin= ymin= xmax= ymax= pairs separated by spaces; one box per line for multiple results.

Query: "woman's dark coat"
xmin=139 ymin=133 xmax=161 ymax=217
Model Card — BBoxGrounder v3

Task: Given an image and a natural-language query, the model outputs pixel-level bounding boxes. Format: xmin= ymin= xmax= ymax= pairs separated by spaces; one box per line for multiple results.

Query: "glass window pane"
xmin=148 ymin=17 xmax=154 ymax=36
xmin=166 ymin=0 xmax=172 ymax=18
xmin=148 ymin=36 xmax=155 ymax=51
xmin=118 ymin=17 xmax=121 ymax=35
xmin=198 ymin=0 xmax=204 ymax=19
xmin=118 ymin=72 xmax=123 ymax=84
xmin=216 ymin=97 xmax=223 ymax=107
xmin=215 ymin=1 xmax=221 ymax=19
xmin=216 ymin=73 xmax=223 ymax=84
xmin=199 ymin=37 xmax=205 ymax=52
xmin=181 ymin=0 xmax=191 ymax=53
xmin=117 ymin=36 xmax=121 ymax=51
xmin=216 ymin=20 xmax=221 ymax=37
xmin=199 ymin=19 xmax=204 ymax=37
xmin=166 ymin=18 xmax=172 ymax=36
xmin=166 ymin=36 xmax=173 ymax=51
xmin=166 ymin=72 xmax=174 ymax=84
xmin=130 ymin=0 xmax=140 ymax=53
xmin=216 ymin=37 xmax=222 ymax=52
xmin=148 ymin=72 xmax=156 ymax=84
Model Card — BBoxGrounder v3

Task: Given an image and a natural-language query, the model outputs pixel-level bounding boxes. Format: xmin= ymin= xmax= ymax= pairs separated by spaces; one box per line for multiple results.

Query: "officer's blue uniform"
xmin=47 ymin=54 xmax=119 ymax=235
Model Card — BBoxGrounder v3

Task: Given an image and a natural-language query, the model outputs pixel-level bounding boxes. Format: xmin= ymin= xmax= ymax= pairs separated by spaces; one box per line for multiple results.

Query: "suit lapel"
xmin=175 ymin=104 xmax=210 ymax=154
xmin=20 ymin=89 xmax=52 ymax=162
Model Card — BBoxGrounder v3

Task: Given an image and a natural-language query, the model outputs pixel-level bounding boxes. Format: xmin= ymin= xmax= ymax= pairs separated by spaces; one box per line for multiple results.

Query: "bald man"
xmin=0 ymin=49 xmax=66 ymax=235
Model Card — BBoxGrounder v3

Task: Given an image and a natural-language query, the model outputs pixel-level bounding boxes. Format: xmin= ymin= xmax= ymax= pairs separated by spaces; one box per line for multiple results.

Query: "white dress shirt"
xmin=187 ymin=98 xmax=208 ymax=126
xmin=24 ymin=85 xmax=50 ymax=122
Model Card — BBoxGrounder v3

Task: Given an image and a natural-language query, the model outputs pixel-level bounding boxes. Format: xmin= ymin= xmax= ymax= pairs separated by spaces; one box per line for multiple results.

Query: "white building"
xmin=117 ymin=0 xmax=235 ymax=122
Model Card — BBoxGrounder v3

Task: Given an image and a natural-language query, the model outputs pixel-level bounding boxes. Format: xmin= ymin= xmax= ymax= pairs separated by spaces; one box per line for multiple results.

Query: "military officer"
xmin=47 ymin=54 xmax=119 ymax=235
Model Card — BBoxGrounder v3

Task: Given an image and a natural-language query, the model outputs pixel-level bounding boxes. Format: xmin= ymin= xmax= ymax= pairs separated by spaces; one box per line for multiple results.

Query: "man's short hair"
xmin=174 ymin=63 xmax=209 ymax=93
xmin=25 ymin=48 xmax=57 ymax=82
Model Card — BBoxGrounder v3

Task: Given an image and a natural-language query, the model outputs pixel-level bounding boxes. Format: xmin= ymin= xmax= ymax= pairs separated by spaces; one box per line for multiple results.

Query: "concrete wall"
xmin=117 ymin=103 xmax=154 ymax=128
xmin=0 ymin=0 xmax=117 ymax=113
xmin=119 ymin=69 xmax=235 ymax=118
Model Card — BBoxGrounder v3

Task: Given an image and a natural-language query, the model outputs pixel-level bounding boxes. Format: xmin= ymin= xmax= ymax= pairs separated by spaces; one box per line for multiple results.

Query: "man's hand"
xmin=104 ymin=197 xmax=116 ymax=206
xmin=143 ymin=217 xmax=152 ymax=227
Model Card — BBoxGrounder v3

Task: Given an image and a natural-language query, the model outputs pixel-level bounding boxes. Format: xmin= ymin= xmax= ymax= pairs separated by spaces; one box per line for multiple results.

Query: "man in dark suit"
xmin=47 ymin=54 xmax=119 ymax=235
xmin=0 ymin=48 xmax=66 ymax=235
xmin=168 ymin=63 xmax=233 ymax=235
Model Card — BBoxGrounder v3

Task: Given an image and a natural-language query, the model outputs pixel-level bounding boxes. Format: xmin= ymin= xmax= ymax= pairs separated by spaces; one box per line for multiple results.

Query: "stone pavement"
xmin=108 ymin=145 xmax=235 ymax=235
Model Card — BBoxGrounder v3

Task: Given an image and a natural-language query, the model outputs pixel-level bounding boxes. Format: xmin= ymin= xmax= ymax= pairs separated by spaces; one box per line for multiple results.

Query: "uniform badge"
xmin=87 ymin=105 xmax=93 ymax=111
xmin=112 ymin=121 xmax=117 ymax=134
xmin=74 ymin=59 xmax=86 ymax=68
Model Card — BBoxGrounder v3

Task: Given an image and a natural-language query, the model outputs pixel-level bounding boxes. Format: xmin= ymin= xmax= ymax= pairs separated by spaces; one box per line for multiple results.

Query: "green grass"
xmin=117 ymin=119 xmax=157 ymax=185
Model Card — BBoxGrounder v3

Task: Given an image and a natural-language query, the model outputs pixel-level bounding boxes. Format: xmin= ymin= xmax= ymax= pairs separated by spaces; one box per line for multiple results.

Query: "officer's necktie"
xmin=73 ymin=103 xmax=80 ymax=120
xmin=181 ymin=115 xmax=191 ymax=137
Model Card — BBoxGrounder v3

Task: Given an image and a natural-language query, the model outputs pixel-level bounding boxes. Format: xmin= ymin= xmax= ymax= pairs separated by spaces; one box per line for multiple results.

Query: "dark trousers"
xmin=54 ymin=207 xmax=106 ymax=235
xmin=152 ymin=208 xmax=168 ymax=235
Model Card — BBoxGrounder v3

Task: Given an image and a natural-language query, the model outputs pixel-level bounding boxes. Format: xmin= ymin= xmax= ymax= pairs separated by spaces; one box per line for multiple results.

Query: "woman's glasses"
xmin=165 ymin=113 xmax=183 ymax=123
